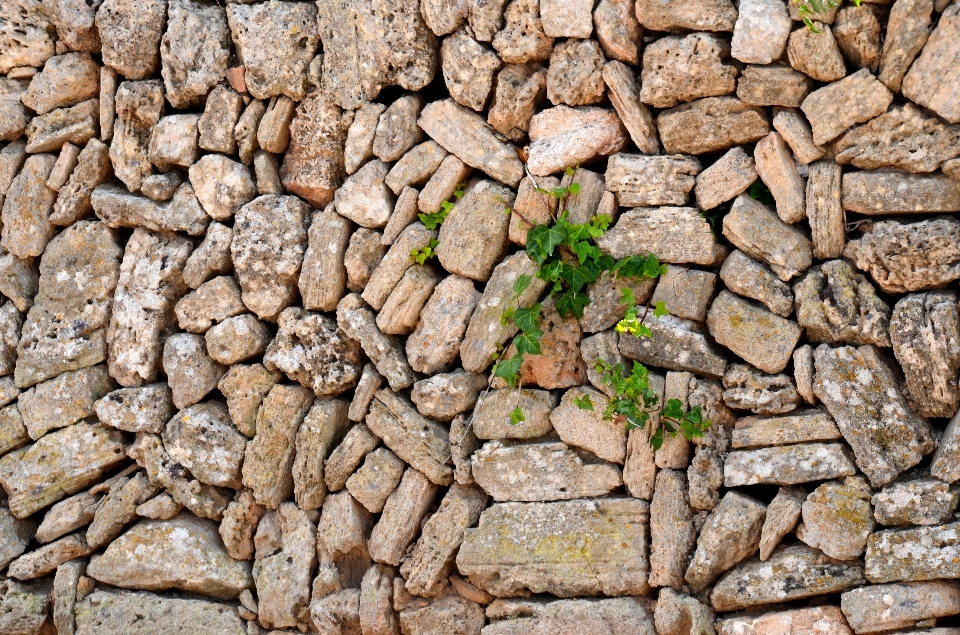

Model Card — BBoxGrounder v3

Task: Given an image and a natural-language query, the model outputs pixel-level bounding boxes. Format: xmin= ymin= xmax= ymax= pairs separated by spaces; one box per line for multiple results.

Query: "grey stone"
xmin=163 ymin=402 xmax=246 ymax=489
xmin=254 ymin=502 xmax=316 ymax=629
xmin=795 ymin=260 xmax=891 ymax=347
xmin=485 ymin=597 xmax=654 ymax=635
xmin=710 ymin=544 xmax=865 ymax=611
xmin=641 ymin=33 xmax=736 ymax=109
xmin=407 ymin=275 xmax=481 ymax=375
xmin=597 ymin=207 xmax=727 ymax=265
xmin=373 ymin=94 xmax=425 ymax=163
xmin=806 ymin=160 xmax=845 ymax=260
xmin=0 ymin=251 xmax=37 ymax=315
xmin=411 ymin=371 xmax=487 ymax=422
xmin=53 ymin=559 xmax=84 ymax=635
xmin=450 ymin=413 xmax=480 ymax=487
xmin=620 ymin=313 xmax=729 ymax=379
xmin=1 ymin=154 xmax=56 ymax=259
xmin=369 ymin=467 xmax=437 ymax=566
xmin=344 ymin=102 xmax=386 ymax=176
xmin=755 ymin=131 xmax=806 ymax=223
xmin=366 ymin=389 xmax=453 ymax=486
xmin=732 ymin=408 xmax=840 ymax=448
xmin=140 ymin=172 xmax=183 ymax=202
xmin=291 ymin=398 xmax=349 ymax=511
xmin=686 ymin=492 xmax=766 ymax=592
xmin=606 ymin=154 xmax=700 ymax=208
xmin=694 ymin=147 xmax=757 ymax=211
xmin=162 ymin=333 xmax=226 ymax=409
xmin=24 ymin=98 xmax=99 ymax=154
xmin=436 ymin=179 xmax=514 ymax=281
xmin=334 ymin=160 xmax=395 ymax=229
xmin=878 ymin=0 xmax=933 ymax=93
xmin=174 ymin=276 xmax=246 ymax=334
xmin=841 ymin=581 xmax=960 ymax=634
xmin=873 ymin=475 xmax=960 ymax=526
xmin=845 ymin=216 xmax=960 ymax=294
xmin=865 ymin=522 xmax=960 ymax=583
xmin=75 ymin=590 xmax=246 ymax=635
xmin=634 ymin=0 xmax=737 ymax=31
xmin=796 ymin=476 xmax=875 ymax=559
xmin=801 ymin=68 xmax=894 ymax=145
xmin=724 ymin=442 xmax=857 ymax=486
xmin=473 ymin=388 xmax=556 ymax=440
xmin=648 ymin=469 xmax=697 ymax=590
xmin=658 ymin=97 xmax=769 ymax=155
xmin=205 ymin=313 xmax=272 ymax=365
xmin=759 ymin=486 xmax=805 ymax=561
xmin=0 ymin=580 xmax=50 ymax=635
xmin=441 ymin=30 xmax=501 ymax=112
xmin=722 ymin=364 xmax=800 ymax=415
xmin=843 ymin=170 xmax=960 ymax=215
xmin=183 ymin=221 xmax=233 ymax=289
xmin=602 ymin=61 xmax=660 ymax=155
xmin=719 ymin=250 xmax=793 ymax=318
xmin=0 ymin=80 xmax=29 ymax=142
xmin=787 ymin=23 xmax=847 ymax=83
xmin=579 ymin=271 xmax=655 ymax=333
xmin=651 ymin=265 xmax=716 ymax=322
xmin=722 ymin=193 xmax=813 ymax=281
xmin=526 ymin=105 xmax=627 ymax=176
xmin=336 ymin=294 xmax=415 ymax=391
xmin=19 ymin=364 xmax=114 ymax=439
xmin=279 ymin=91 xmax=351 ymax=208
xmin=737 ymin=65 xmax=814 ymax=107
xmin=732 ymin=0 xmax=791 ymax=64
xmin=91 ymin=182 xmax=210 ymax=236
xmin=901 ymin=4 xmax=960 ymax=123
xmin=160 ymin=0 xmax=230 ymax=109
xmin=458 ymin=498 xmax=650 ymax=597
xmin=707 ymin=291 xmax=802 ymax=374
xmin=147 ymin=114 xmax=199 ymax=172
xmin=111 ymin=80 xmax=164 ymax=191
xmin=96 ymin=0 xmax=165 ymax=79
xmin=345 ymin=227 xmax=388 ymax=293
xmin=0 ymin=503 xmax=33 ymax=570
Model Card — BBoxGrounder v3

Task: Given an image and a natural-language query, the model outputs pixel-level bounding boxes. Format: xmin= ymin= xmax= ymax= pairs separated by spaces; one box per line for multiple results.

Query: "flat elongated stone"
xmin=88 ymin=514 xmax=252 ymax=599
xmin=648 ymin=469 xmax=696 ymax=590
xmin=797 ymin=476 xmax=875 ymax=560
xmin=75 ymin=590 xmax=246 ymax=635
xmin=814 ymin=344 xmax=935 ymax=487
xmin=458 ymin=498 xmax=650 ymax=597
xmin=878 ymin=0 xmax=933 ymax=93
xmin=901 ymin=4 xmax=960 ymax=123
xmin=658 ymin=97 xmax=769 ymax=155
xmin=635 ymin=0 xmax=737 ymax=31
xmin=686 ymin=492 xmax=766 ymax=592
xmin=737 ymin=65 xmax=814 ymax=107
xmin=550 ymin=389 xmax=625 ymax=463
xmin=602 ymin=61 xmax=660 ymax=155
xmin=526 ymin=105 xmax=628 ymax=176
xmin=725 ymin=443 xmax=857 ymax=487
xmin=722 ymin=193 xmax=813 ymax=281
xmin=7 ymin=532 xmax=93 ymax=580
xmin=0 ymin=503 xmax=32 ymax=570
xmin=694 ymin=146 xmax=757 ymax=211
xmin=755 ymin=132 xmax=806 ymax=223
xmin=606 ymin=154 xmax=700 ymax=207
xmin=620 ymin=313 xmax=728 ymax=379
xmin=19 ymin=364 xmax=114 ymax=440
xmin=407 ymin=275 xmax=480 ymax=375
xmin=806 ymin=160 xmax=845 ymax=260
xmin=25 ymin=98 xmax=100 ymax=154
xmin=345 ymin=447 xmax=404 ymax=513
xmin=336 ymin=293 xmax=415 ymax=391
xmin=1 ymin=153 xmax=56 ymax=259
xmin=841 ymin=581 xmax=960 ymax=634
xmin=362 ymin=223 xmax=436 ymax=311
xmin=707 ymin=291 xmax=802 ymax=374
xmin=366 ymin=389 xmax=452 ymax=486
xmin=52 ymin=138 xmax=112 ymax=227
xmin=254 ymin=502 xmax=316 ymax=629
xmin=711 ymin=544 xmax=865 ymax=611
xmin=473 ymin=388 xmax=556 ymax=440
xmin=732 ymin=409 xmax=841 ymax=448
xmin=842 ymin=171 xmax=960 ymax=215
xmin=92 ymin=183 xmax=210 ymax=236
xmin=411 ymin=370 xmax=486 ymax=422
xmin=773 ymin=107 xmax=825 ymax=165
xmin=486 ymin=597 xmax=655 ymax=635
xmin=85 ymin=472 xmax=159 ymax=549
xmin=472 ymin=441 xmax=622 ymax=502
xmin=719 ymin=250 xmax=793 ymax=318
xmin=801 ymin=68 xmax=894 ymax=145
xmin=759 ymin=486 xmax=805 ymax=561
xmin=717 ymin=606 xmax=853 ymax=635
xmin=873 ymin=476 xmax=960 ymax=526
xmin=293 ymin=398 xmax=349 ymax=511
xmin=865 ymin=522 xmax=960 ymax=583
xmin=368 ymin=467 xmax=437 ymax=566
xmin=0 ymin=422 xmax=126 ymax=518
xmin=597 ymin=207 xmax=727 ymax=265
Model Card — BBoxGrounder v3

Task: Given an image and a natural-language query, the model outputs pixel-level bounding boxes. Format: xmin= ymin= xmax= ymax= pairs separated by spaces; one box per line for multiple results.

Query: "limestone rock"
xmin=473 ymin=388 xmax=556 ymax=440
xmin=755 ymin=132 xmax=806 ymax=223
xmin=219 ymin=489 xmax=263 ymax=560
xmin=160 ymin=0 xmax=230 ymax=109
xmin=654 ymin=589 xmax=714 ymax=635
xmin=865 ymin=522 xmax=960 ymax=583
xmin=873 ymin=475 xmax=960 ymax=526
xmin=801 ymin=68 xmax=894 ymax=145
xmin=843 ymin=171 xmax=960 ymax=216
xmin=147 ymin=114 xmax=199 ymax=172
xmin=634 ymin=0 xmax=737 ymax=32
xmin=254 ymin=502 xmax=316 ymax=629
xmin=336 ymin=294 xmax=415 ymax=391
xmin=732 ymin=408 xmax=841 ymax=448
xmin=795 ymin=260 xmax=891 ymax=347
xmin=136 ymin=492 xmax=182 ymax=520
xmin=606 ymin=154 xmax=699 ymax=208
xmin=231 ymin=194 xmax=307 ymax=321
xmin=694 ymin=147 xmax=757 ymax=211
xmin=486 ymin=64 xmax=546 ymax=143
xmin=710 ymin=544 xmax=865 ymax=611
xmin=174 ymin=276 xmax=246 ymax=334
xmin=891 ymin=292 xmax=960 ymax=418
xmin=457 ymin=498 xmax=650 ymax=597
xmin=51 ymin=139 xmax=112 ymax=227
xmin=651 ymin=265 xmax=716 ymax=322
xmin=737 ymin=64 xmax=814 ymax=107
xmin=345 ymin=447 xmax=405 ymax=513
xmin=549 ymin=388 xmax=624 ymax=463
xmin=658 ymin=97 xmax=769 ymax=155
xmin=366 ymin=389 xmax=452 ymax=486
xmin=732 ymin=0 xmax=792 ymax=64
xmin=787 ymin=24 xmax=847 ymax=83
xmin=707 ymin=291 xmax=802 ymax=374
xmin=96 ymin=0 xmax=165 ymax=80
xmin=0 ymin=504 xmax=33 ymax=570
xmin=22 ymin=53 xmax=99 ymax=115
xmin=841 ymin=581 xmax=960 ymax=634
xmin=53 ymin=558 xmax=84 ymax=635
xmin=594 ymin=0 xmax=641 ymax=64
xmin=686 ymin=492 xmax=766 ymax=592
xmin=0 ymin=80 xmax=29 ymax=142
xmin=398 ymin=594 xmax=485 ymax=635
xmin=279 ymin=91 xmax=350 ymax=208
xmin=335 ymin=160 xmax=395 ymax=229
xmin=226 ymin=1 xmax=318 ymax=101
xmin=492 ymin=0 xmax=554 ymax=65
xmin=218 ymin=364 xmax=279 ymax=438
xmin=88 ymin=514 xmax=252 ymax=599
xmin=18 ymin=364 xmax=114 ymax=439
xmin=641 ymin=33 xmax=736 ymax=109
xmin=499 ymin=297 xmax=586 ymax=390
xmin=368 ymin=468 xmax=436 ymax=566
xmin=813 ymin=344 xmax=935 ymax=487
xmin=620 ymin=313 xmax=729 ymax=379
xmin=24 ymin=98 xmax=99 ymax=154
xmin=111 ymin=80 xmax=163 ymax=192
xmin=442 ymin=30 xmax=501 ymax=111
xmin=163 ymin=402 xmax=246 ymax=489
xmin=436 ymin=179 xmax=514 ymax=281
xmin=796 ymin=476 xmax=875 ymax=559
xmin=724 ymin=442 xmax=857 ymax=486
xmin=719 ymin=250 xmax=793 ymax=318
xmin=1 ymin=154 xmax=57 ymax=259
xmin=345 ymin=102 xmax=386 ymax=175
xmin=717 ymin=606 xmax=853 ymax=635
xmin=485 ymin=597 xmax=654 ymax=635
xmin=580 ymin=271 xmax=655 ymax=333
xmin=806 ymin=160 xmax=845 ymax=260
xmin=759 ymin=486 xmax=805 ymax=561
xmin=85 ymin=471 xmax=159 ymax=549
xmin=722 ymin=364 xmax=800 ymax=415
xmin=602 ymin=61 xmax=660 ymax=155
xmin=546 ymin=39 xmax=606 ymax=107
xmin=162 ymin=334 xmax=226 ymax=409
xmin=0 ymin=579 xmax=50 ymax=635
xmin=411 ymin=371 xmax=486 ymax=422
xmin=722 ymin=193 xmax=813 ymax=281
xmin=188 ymin=155 xmax=256 ymax=222
xmin=290 ymin=398 xmax=348 ymax=511
xmin=75 ymin=590 xmax=246 ymax=635
xmin=526 ymin=105 xmax=627 ymax=176
xmin=844 ymin=217 xmax=960 ymax=294
xmin=597 ymin=206 xmax=727 ymax=265
xmin=92 ymin=182 xmax=210 ymax=236
xmin=386 ymin=141 xmax=449 ymax=195
xmin=0 ymin=421 xmax=126 ymax=518
xmin=407 ymin=275 xmax=480 ymax=375
xmin=345 ymin=228 xmax=388 ymax=293
xmin=878 ymin=0 xmax=933 ymax=93
xmin=901 ymin=4 xmax=960 ymax=123
xmin=419 ymin=154 xmax=474 ymax=213
xmin=648 ymin=469 xmax=697 ymax=590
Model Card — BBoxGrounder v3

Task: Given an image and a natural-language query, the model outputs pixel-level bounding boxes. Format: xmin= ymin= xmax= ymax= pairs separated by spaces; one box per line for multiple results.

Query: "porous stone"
xmin=526 ymin=105 xmax=627 ymax=176
xmin=344 ymin=102 xmax=386 ymax=175
xmin=441 ymin=30 xmax=501 ymax=112
xmin=87 ymin=514 xmax=252 ymax=599
xmin=755 ymin=132 xmax=806 ymax=223
xmin=796 ymin=476 xmax=875 ymax=560
xmin=53 ymin=558 xmax=84 ymax=635
xmin=0 ymin=80 xmax=29 ymax=142
xmin=546 ymin=39 xmax=606 ymax=107
xmin=648 ymin=469 xmax=697 ymax=590
xmin=231 ymin=194 xmax=307 ymax=321
xmin=96 ymin=0 xmax=165 ymax=80
xmin=160 ymin=0 xmax=230 ymax=109
xmin=0 ymin=580 xmax=49 ymax=634
xmin=1 ymin=153 xmax=56 ymax=259
xmin=719 ymin=251 xmax=793 ymax=319
xmin=197 ymin=84 xmax=243 ymax=155
xmin=717 ymin=606 xmax=853 ymax=635
xmin=373 ymin=95 xmax=425 ymax=164
xmin=74 ymin=590 xmax=247 ymax=635
xmin=707 ymin=291 xmax=802 ymax=374
xmin=242 ymin=384 xmax=315 ymax=509
xmin=289 ymin=397 xmax=348 ymax=511
xmin=759 ymin=486 xmax=805 ymax=561
xmin=492 ymin=0 xmax=554 ymax=64
xmin=634 ymin=0 xmax=737 ymax=31
xmin=345 ymin=448 xmax=405 ymax=514
xmin=802 ymin=161 xmax=845 ymax=262
xmin=795 ymin=260 xmax=891 ymax=347
xmin=787 ymin=24 xmax=847 ymax=83
xmin=486 ymin=597 xmax=655 ymax=635
xmin=579 ymin=271 xmax=656 ymax=333
xmin=801 ymin=68 xmax=894 ymax=145
xmin=206 ymin=314 xmax=271 ymax=366
xmin=737 ymin=65 xmax=814 ymax=107
xmin=411 ymin=371 xmax=486 ymax=422
xmin=710 ymin=544 xmax=865 ymax=611
xmin=641 ymin=33 xmax=736 ymax=109
xmin=140 ymin=172 xmax=182 ymax=202
xmin=188 ymin=155 xmax=256 ymax=222
xmin=694 ymin=147 xmax=757 ymax=211
xmin=620 ymin=313 xmax=729 ymax=379
xmin=873 ymin=475 xmax=960 ymax=526
xmin=226 ymin=1 xmax=318 ymax=101
xmin=362 ymin=222 xmax=435 ymax=310
xmin=21 ymin=53 xmax=99 ymax=115
xmin=794 ymin=344 xmax=817 ymax=405
xmin=0 ymin=252 xmax=37 ymax=316
xmin=279 ymin=91 xmax=351 ymax=208
xmin=407 ymin=275 xmax=480 ymax=376
xmin=900 ymin=4 xmax=960 ymax=124
xmin=147 ymin=114 xmax=199 ymax=172
xmin=24 ymin=98 xmax=99 ymax=154
xmin=658 ymin=97 xmax=770 ymax=155
xmin=366 ymin=389 xmax=452 ymax=486
xmin=386 ymin=142 xmax=449 ymax=195
xmin=218 ymin=364 xmax=279 ymax=438
xmin=163 ymin=402 xmax=246 ymax=490
xmin=732 ymin=408 xmax=841 ymax=447
xmin=597 ymin=207 xmax=727 ymax=265
xmin=218 ymin=489 xmax=263 ymax=560
xmin=497 ymin=296 xmax=586 ymax=390
xmin=0 ymin=503 xmax=33 ymax=570
xmin=111 ymin=80 xmax=164 ymax=191
xmin=732 ymin=0 xmax=791 ymax=64
xmin=458 ymin=498 xmax=650 ymax=597
xmin=606 ymin=154 xmax=699 ymax=208
xmin=235 ymin=100 xmax=266 ymax=165
xmin=348 ymin=365 xmax=382 ymax=423
xmin=136 ymin=492 xmax=182 ymax=520
xmin=345 ymin=228 xmax=388 ymax=293
xmin=594 ymin=0 xmax=641 ymax=64
xmin=865 ymin=522 xmax=960 ymax=583
xmin=686 ymin=492 xmax=766 ymax=592
xmin=91 ymin=182 xmax=210 ymax=236
xmin=722 ymin=365 xmax=800 ymax=415
xmin=845 ymin=217 xmax=960 ymax=294
xmin=843 ymin=171 xmax=960 ymax=217
xmin=85 ymin=471 xmax=159 ymax=549
xmin=841 ymin=581 xmax=960 ymax=634
xmin=651 ymin=265 xmax=716 ymax=322
xmin=183 ymin=222 xmax=232 ymax=289
xmin=724 ymin=442 xmax=857 ymax=486
xmin=174 ymin=276 xmax=246 ymax=335
xmin=814 ymin=344 xmax=935 ymax=487
xmin=602 ymin=60 xmax=660 ymax=155
xmin=436 ymin=179 xmax=514 ymax=281
xmin=336 ymin=294 xmax=415 ymax=391
xmin=162 ymin=333 xmax=225 ymax=409
xmin=473 ymin=388 xmax=556 ymax=440
xmin=18 ymin=364 xmax=113 ymax=440
xmin=878 ymin=0 xmax=933 ymax=93
xmin=369 ymin=468 xmax=437 ymax=566
xmin=722 ymin=193 xmax=813 ymax=281
xmin=549 ymin=388 xmax=624 ymax=463
xmin=471 ymin=440 xmax=621 ymax=502
xmin=257 ymin=96 xmax=296 ymax=155
xmin=254 ymin=502 xmax=317 ymax=629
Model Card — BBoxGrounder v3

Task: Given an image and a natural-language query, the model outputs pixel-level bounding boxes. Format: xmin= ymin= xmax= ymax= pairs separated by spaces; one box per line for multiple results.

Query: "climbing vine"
xmin=796 ymin=0 xmax=862 ymax=31
xmin=409 ymin=183 xmax=465 ymax=264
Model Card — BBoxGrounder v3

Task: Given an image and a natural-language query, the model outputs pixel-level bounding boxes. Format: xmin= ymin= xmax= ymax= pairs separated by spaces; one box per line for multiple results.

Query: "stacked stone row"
xmin=1 ymin=0 xmax=960 ymax=633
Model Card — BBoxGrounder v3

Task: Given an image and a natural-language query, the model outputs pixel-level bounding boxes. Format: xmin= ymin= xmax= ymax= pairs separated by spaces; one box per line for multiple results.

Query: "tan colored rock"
xmin=635 ymin=0 xmax=737 ymax=31
xmin=602 ymin=60 xmax=660 ymax=155
xmin=436 ymin=179 xmax=514 ymax=281
xmin=901 ymin=4 xmax=960 ymax=124
xmin=801 ymin=68 xmax=894 ymax=145
xmin=257 ymin=96 xmax=296 ymax=155
xmin=18 ymin=364 xmax=114 ymax=440
xmin=367 ymin=389 xmax=452 ymax=486
xmin=787 ymin=24 xmax=847 ymax=83
xmin=658 ymin=97 xmax=769 ymax=155
xmin=842 ymin=581 xmax=960 ymax=634
xmin=648 ymin=469 xmax=697 ymax=590
xmin=737 ymin=64 xmax=814 ymax=108
xmin=218 ymin=364 xmax=279 ymax=438
xmin=755 ymin=132 xmax=806 ymax=223
xmin=550 ymin=388 xmax=624 ymax=463
xmin=348 ymin=364 xmax=383 ymax=422
xmin=526 ymin=105 xmax=627 ymax=176
xmin=290 ymin=398 xmax=349 ymax=511
xmin=7 ymin=532 xmax=94 ymax=581
xmin=174 ymin=276 xmax=245 ymax=334
xmin=162 ymin=333 xmax=226 ymax=409
xmin=24 ymin=98 xmax=99 ymax=154
xmin=110 ymin=80 xmax=163 ymax=192
xmin=641 ymin=33 xmax=736 ymax=109
xmin=606 ymin=154 xmax=699 ymax=208
xmin=22 ymin=52 xmax=99 ymax=115
xmin=279 ymin=91 xmax=350 ymax=208
xmin=686 ymin=492 xmax=766 ymax=592
xmin=378 ymin=265 xmax=442 ymax=336
xmin=325 ymin=423 xmax=380 ymax=493
xmin=219 ymin=489 xmax=264 ymax=560
xmin=1 ymin=154 xmax=57 ymax=259
xmin=159 ymin=0 xmax=230 ymax=109
xmin=92 ymin=182 xmax=210 ymax=236
xmin=834 ymin=5 xmax=882 ymax=72
xmin=407 ymin=275 xmax=480 ymax=375
xmin=732 ymin=409 xmax=840 ymax=448
xmin=75 ymin=589 xmax=247 ymax=634
xmin=345 ymin=227 xmax=388 ymax=293
xmin=759 ymin=486 xmax=805 ymax=560
xmin=722 ymin=193 xmax=813 ymax=281
xmin=336 ymin=294 xmax=415 ymax=391
xmin=369 ymin=467 xmax=438 ymax=566
xmin=795 ymin=259 xmax=890 ymax=348
xmin=797 ymin=476 xmax=875 ymax=559
xmin=620 ymin=313 xmax=729 ymax=379
xmin=345 ymin=447 xmax=405 ymax=514
xmin=85 ymin=471 xmax=159 ymax=548
xmin=362 ymin=222 xmax=436 ymax=310
xmin=545 ymin=38 xmax=605 ymax=107
xmin=719 ymin=250 xmax=793 ymax=318
xmin=473 ymin=388 xmax=556 ymax=440
xmin=147 ymin=114 xmax=199 ymax=172
xmin=707 ymin=291 xmax=802 ymax=374
xmin=163 ymin=401 xmax=246 ymax=489
xmin=878 ymin=0 xmax=933 ymax=93
xmin=0 ymin=79 xmax=29 ymax=142
xmin=51 ymin=139 xmax=112 ymax=226
xmin=136 ymin=492 xmax=182 ymax=520
xmin=717 ymin=606 xmax=853 ymax=635
xmin=732 ymin=0 xmax=791 ymax=64
xmin=724 ymin=442 xmax=857 ymax=486
xmin=197 ymin=83 xmax=243 ymax=155
xmin=254 ymin=502 xmax=317 ymax=630
xmin=694 ymin=147 xmax=757 ymax=211
xmin=806 ymin=160 xmax=845 ymax=260
xmin=598 ymin=206 xmax=727 ymax=265
xmin=594 ymin=0 xmax=641 ymax=64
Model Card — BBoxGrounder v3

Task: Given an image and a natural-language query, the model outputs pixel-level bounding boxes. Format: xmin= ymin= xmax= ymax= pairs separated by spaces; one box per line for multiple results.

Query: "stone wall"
xmin=1 ymin=0 xmax=960 ymax=633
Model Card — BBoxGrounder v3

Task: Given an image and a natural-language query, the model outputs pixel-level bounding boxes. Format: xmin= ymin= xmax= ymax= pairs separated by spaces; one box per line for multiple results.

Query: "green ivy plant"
xmin=796 ymin=0 xmax=861 ymax=32
xmin=409 ymin=183 xmax=465 ymax=264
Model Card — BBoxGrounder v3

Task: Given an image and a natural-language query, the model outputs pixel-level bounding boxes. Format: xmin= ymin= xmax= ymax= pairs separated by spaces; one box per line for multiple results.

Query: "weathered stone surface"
xmin=737 ymin=65 xmax=814 ymax=108
xmin=801 ymin=68 xmax=894 ymax=145
xmin=231 ymin=194 xmax=307 ymax=321
xmin=358 ymin=563 xmax=398 ymax=635
xmin=795 ymin=260 xmax=891 ymax=348
xmin=0 ymin=504 xmax=33 ymax=570
xmin=722 ymin=193 xmax=813 ymax=281
xmin=7 ymin=531 xmax=91 ymax=581
xmin=486 ymin=597 xmax=655 ymax=635
xmin=0 ymin=420 xmax=126 ymax=518
xmin=85 ymin=471 xmax=159 ymax=549
xmin=75 ymin=590 xmax=246 ymax=635
xmin=759 ymin=486 xmax=805 ymax=561
xmin=843 ymin=171 xmax=960 ymax=216
xmin=218 ymin=364 xmax=278 ymax=438
xmin=0 ymin=251 xmax=37 ymax=316
xmin=496 ymin=297 xmax=585 ymax=390
xmin=292 ymin=398 xmax=349 ymax=511
xmin=658 ymin=97 xmax=769 ymax=155
xmin=206 ymin=317 xmax=265 ymax=362
xmin=1 ymin=154 xmax=56 ymax=259
xmin=873 ymin=475 xmax=960 ymax=526
xmin=545 ymin=39 xmax=605 ymax=107
xmin=111 ymin=80 xmax=164 ymax=192
xmin=345 ymin=447 xmax=404 ymax=513
xmin=620 ymin=313 xmax=728 ymax=379
xmin=279 ymin=91 xmax=350 ymax=208
xmin=579 ymin=272 xmax=655 ymax=334
xmin=526 ymin=105 xmax=627 ymax=176
xmin=717 ymin=606 xmax=853 ymax=635
xmin=147 ymin=114 xmax=199 ymax=172
xmin=731 ymin=0 xmax=791 ymax=64
xmin=719 ymin=250 xmax=793 ymax=318
xmin=407 ymin=275 xmax=480 ymax=375
xmin=345 ymin=228 xmax=388 ymax=294
xmin=901 ymin=4 xmax=960 ymax=123
xmin=878 ymin=0 xmax=933 ymax=93
xmin=606 ymin=154 xmax=699 ymax=208
xmin=732 ymin=408 xmax=840 ymax=448
xmin=334 ymin=160 xmax=395 ymax=230
xmin=441 ymin=30 xmax=501 ymax=112
xmin=257 ymin=95 xmax=296 ymax=155
xmin=0 ymin=0 xmax=55 ymax=72
xmin=651 ymin=265 xmax=716 ymax=322
xmin=845 ymin=217 xmax=960 ymax=294
xmin=88 ymin=514 xmax=252 ymax=599
xmin=136 ymin=492 xmax=182 ymax=520
xmin=602 ymin=61 xmax=660 ymax=155
xmin=52 ymin=558 xmax=84 ymax=635
xmin=50 ymin=139 xmax=111 ymax=226
xmin=327 ymin=423 xmax=378 ymax=491
xmin=296 ymin=210 xmax=348 ymax=312
xmin=198 ymin=85 xmax=242 ymax=156
xmin=411 ymin=371 xmax=486 ymax=422
xmin=242 ymin=384 xmax=314 ymax=509
xmin=648 ymin=469 xmax=696 ymax=590
xmin=491 ymin=0 xmax=553 ymax=64
xmin=485 ymin=64 xmax=545 ymax=144
xmin=770 ymin=109 xmax=824 ymax=167
xmin=841 ymin=581 xmax=960 ymax=634
xmin=337 ymin=293 xmax=415 ymax=391
xmin=96 ymin=0 xmax=165 ymax=80
xmin=162 ymin=333 xmax=226 ymax=409
xmin=344 ymin=102 xmax=386 ymax=175
xmin=796 ymin=476 xmax=874 ymax=560
xmin=92 ymin=182 xmax=210 ymax=236
xmin=174 ymin=276 xmax=245 ymax=335
xmin=24 ymin=98 xmax=100 ymax=154
xmin=348 ymin=364 xmax=382 ymax=423
xmin=788 ymin=23 xmax=847 ymax=83
xmin=694 ymin=147 xmax=757 ymax=212
xmin=641 ymin=34 xmax=735 ymax=109
xmin=622 ymin=373 xmax=664 ymax=501
xmin=235 ymin=100 xmax=266 ymax=165
xmin=634 ymin=0 xmax=737 ymax=31
xmin=458 ymin=498 xmax=650 ymax=597
xmin=0 ymin=80 xmax=29 ymax=142
xmin=654 ymin=589 xmax=714 ymax=635
xmin=598 ymin=207 xmax=727 ymax=265
xmin=548 ymin=388 xmax=623 ymax=463
xmin=722 ymin=364 xmax=800 ymax=415
xmin=724 ymin=442 xmax=857 ymax=486
xmin=226 ymin=1 xmax=318 ymax=101
xmin=188 ymin=155 xmax=256 ymax=222
xmin=461 ymin=253 xmax=547 ymax=373
xmin=711 ymin=544 xmax=865 ymax=611
xmin=254 ymin=502 xmax=316 ymax=629
xmin=0 ymin=579 xmax=50 ymax=635
xmin=473 ymin=388 xmax=555 ymax=440
xmin=865 ymin=522 xmax=960 ymax=583
xmin=707 ymin=291 xmax=802 ymax=375
xmin=163 ymin=402 xmax=246 ymax=490
xmin=19 ymin=364 xmax=114 ymax=439
xmin=419 ymin=154 xmax=473 ymax=214
xmin=367 ymin=389 xmax=452 ymax=486
xmin=593 ymin=0 xmax=640 ymax=64
xmin=803 ymin=160 xmax=845 ymax=262
xmin=160 ymin=0 xmax=230 ymax=109
xmin=436 ymin=179 xmax=514 ymax=281
xmin=386 ymin=142 xmax=449 ymax=196
xmin=814 ymin=344 xmax=935 ymax=487
xmin=686 ymin=492 xmax=765 ymax=592
xmin=219 ymin=489 xmax=263 ymax=560
xmin=755 ymin=132 xmax=806 ymax=223
xmin=793 ymin=345 xmax=816 ymax=406
xmin=21 ymin=53 xmax=99 ymax=115
xmin=369 ymin=467 xmax=436 ymax=566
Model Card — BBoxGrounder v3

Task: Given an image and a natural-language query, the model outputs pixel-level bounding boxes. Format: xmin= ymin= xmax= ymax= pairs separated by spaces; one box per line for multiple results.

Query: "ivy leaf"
xmin=565 ymin=166 xmax=576 ymax=176
xmin=513 ymin=274 xmax=532 ymax=297
xmin=571 ymin=240 xmax=601 ymax=265
xmin=686 ymin=406 xmax=704 ymax=425
xmin=574 ymin=393 xmax=594 ymax=410
xmin=653 ymin=301 xmax=670 ymax=318
xmin=650 ymin=427 xmax=665 ymax=451
xmin=621 ymin=286 xmax=636 ymax=308
xmin=500 ymin=306 xmax=515 ymax=326
xmin=560 ymin=262 xmax=596 ymax=293
xmin=662 ymin=398 xmax=684 ymax=421
xmin=555 ymin=289 xmax=591 ymax=319
xmin=513 ymin=332 xmax=542 ymax=356
xmin=513 ymin=304 xmax=541 ymax=334
xmin=590 ymin=215 xmax=611 ymax=233
xmin=526 ymin=224 xmax=566 ymax=264
xmin=510 ymin=407 xmax=525 ymax=426
xmin=568 ymin=182 xmax=581 ymax=195
xmin=551 ymin=186 xmax=567 ymax=199
xmin=494 ymin=355 xmax=523 ymax=387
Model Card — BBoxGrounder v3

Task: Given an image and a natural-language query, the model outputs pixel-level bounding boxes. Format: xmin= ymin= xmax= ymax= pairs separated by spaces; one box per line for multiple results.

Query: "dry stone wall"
xmin=1 ymin=0 xmax=960 ymax=633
